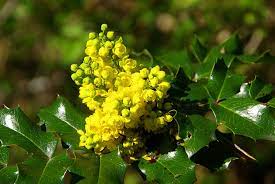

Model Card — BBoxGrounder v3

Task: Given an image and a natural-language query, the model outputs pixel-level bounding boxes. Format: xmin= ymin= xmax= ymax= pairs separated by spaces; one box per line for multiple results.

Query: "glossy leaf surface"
xmin=180 ymin=115 xmax=216 ymax=157
xmin=16 ymin=152 xmax=73 ymax=184
xmin=207 ymin=61 xmax=245 ymax=101
xmin=139 ymin=147 xmax=196 ymax=184
xmin=39 ymin=96 xmax=86 ymax=149
xmin=211 ymin=98 xmax=275 ymax=140
xmin=249 ymin=77 xmax=273 ymax=100
xmin=70 ymin=150 xmax=126 ymax=184
xmin=0 ymin=108 xmax=57 ymax=158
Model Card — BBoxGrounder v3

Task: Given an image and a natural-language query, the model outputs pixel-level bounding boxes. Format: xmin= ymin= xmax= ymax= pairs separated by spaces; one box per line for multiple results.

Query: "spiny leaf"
xmin=191 ymin=36 xmax=207 ymax=63
xmin=180 ymin=115 xmax=216 ymax=157
xmin=249 ymin=77 xmax=273 ymax=100
xmin=139 ymin=147 xmax=196 ymax=184
xmin=220 ymin=34 xmax=242 ymax=55
xmin=211 ymin=97 xmax=275 ymax=140
xmin=157 ymin=50 xmax=193 ymax=79
xmin=39 ymin=96 xmax=86 ymax=149
xmin=69 ymin=150 xmax=126 ymax=184
xmin=237 ymin=50 xmax=275 ymax=64
xmin=16 ymin=152 xmax=74 ymax=184
xmin=206 ymin=61 xmax=245 ymax=101
xmin=0 ymin=108 xmax=57 ymax=158
xmin=183 ymin=83 xmax=208 ymax=101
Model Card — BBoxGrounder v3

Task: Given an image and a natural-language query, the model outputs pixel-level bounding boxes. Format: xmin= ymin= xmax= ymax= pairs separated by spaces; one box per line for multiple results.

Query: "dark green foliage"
xmin=0 ymin=34 xmax=274 ymax=183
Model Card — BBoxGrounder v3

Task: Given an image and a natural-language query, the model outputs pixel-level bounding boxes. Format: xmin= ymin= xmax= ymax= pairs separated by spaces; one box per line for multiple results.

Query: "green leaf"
xmin=0 ymin=166 xmax=18 ymax=184
xmin=0 ymin=108 xmax=57 ymax=158
xmin=237 ymin=51 xmax=275 ymax=64
xmin=249 ymin=77 xmax=273 ymax=100
xmin=70 ymin=150 xmax=126 ymax=184
xmin=183 ymin=83 xmax=208 ymax=101
xmin=191 ymin=36 xmax=207 ymax=63
xmin=0 ymin=146 xmax=9 ymax=166
xmin=157 ymin=50 xmax=193 ymax=78
xmin=195 ymin=47 xmax=221 ymax=80
xmin=139 ymin=147 xmax=196 ymax=184
xmin=220 ymin=34 xmax=242 ymax=55
xmin=38 ymin=153 xmax=74 ymax=184
xmin=268 ymin=98 xmax=275 ymax=108
xmin=211 ymin=98 xmax=275 ymax=140
xmin=16 ymin=152 xmax=74 ymax=184
xmin=206 ymin=61 xmax=245 ymax=101
xmin=131 ymin=49 xmax=154 ymax=68
xmin=39 ymin=96 xmax=86 ymax=149
xmin=180 ymin=115 xmax=216 ymax=157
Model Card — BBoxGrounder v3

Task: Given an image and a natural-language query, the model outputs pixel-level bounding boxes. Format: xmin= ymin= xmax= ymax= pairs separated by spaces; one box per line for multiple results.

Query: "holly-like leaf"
xmin=237 ymin=51 xmax=275 ymax=64
xmin=139 ymin=147 xmax=196 ymax=184
xmin=211 ymin=97 xmax=275 ymax=140
xmin=180 ymin=115 xmax=216 ymax=157
xmin=0 ymin=165 xmax=18 ymax=184
xmin=69 ymin=150 xmax=126 ymax=184
xmin=195 ymin=47 xmax=221 ymax=80
xmin=249 ymin=77 xmax=273 ymax=100
xmin=157 ymin=50 xmax=193 ymax=78
xmin=220 ymin=34 xmax=242 ymax=55
xmin=191 ymin=36 xmax=207 ymax=63
xmin=206 ymin=61 xmax=245 ymax=101
xmin=0 ymin=108 xmax=57 ymax=158
xmin=268 ymin=98 xmax=275 ymax=108
xmin=183 ymin=83 xmax=208 ymax=101
xmin=39 ymin=96 xmax=86 ymax=149
xmin=16 ymin=152 xmax=74 ymax=184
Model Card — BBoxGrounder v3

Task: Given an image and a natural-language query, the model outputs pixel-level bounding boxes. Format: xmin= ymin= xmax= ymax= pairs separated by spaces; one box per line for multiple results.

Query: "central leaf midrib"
xmin=218 ymin=103 xmax=264 ymax=131
xmin=40 ymin=110 xmax=78 ymax=131
xmin=157 ymin=160 xmax=180 ymax=182
xmin=0 ymin=122 xmax=48 ymax=158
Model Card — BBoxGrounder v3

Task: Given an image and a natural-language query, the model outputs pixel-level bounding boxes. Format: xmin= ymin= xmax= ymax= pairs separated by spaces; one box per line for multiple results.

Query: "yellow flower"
xmin=71 ymin=24 xmax=175 ymax=156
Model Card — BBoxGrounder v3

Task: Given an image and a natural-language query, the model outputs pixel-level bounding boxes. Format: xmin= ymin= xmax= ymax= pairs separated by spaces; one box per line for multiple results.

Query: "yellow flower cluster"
xmin=71 ymin=24 xmax=174 ymax=155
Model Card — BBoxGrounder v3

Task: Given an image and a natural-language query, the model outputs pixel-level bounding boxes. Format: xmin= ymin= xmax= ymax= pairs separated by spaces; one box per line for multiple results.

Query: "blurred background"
xmin=0 ymin=0 xmax=275 ymax=183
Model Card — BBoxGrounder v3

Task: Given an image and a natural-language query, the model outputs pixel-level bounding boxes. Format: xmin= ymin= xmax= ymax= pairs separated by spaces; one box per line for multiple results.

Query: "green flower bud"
xmin=79 ymin=63 xmax=88 ymax=70
xmin=89 ymin=32 xmax=96 ymax=39
xmin=76 ymin=69 xmax=84 ymax=77
xmin=107 ymin=31 xmax=115 ymax=40
xmin=101 ymin=24 xmax=108 ymax=32
xmin=84 ymin=68 xmax=92 ymax=75
xmin=70 ymin=64 xmax=78 ymax=72
xmin=105 ymin=41 xmax=113 ymax=48
xmin=82 ymin=77 xmax=91 ymax=85
xmin=83 ymin=56 xmax=90 ymax=64
xmin=71 ymin=73 xmax=78 ymax=80
xmin=121 ymin=109 xmax=130 ymax=117
xmin=99 ymin=32 xmax=104 ymax=38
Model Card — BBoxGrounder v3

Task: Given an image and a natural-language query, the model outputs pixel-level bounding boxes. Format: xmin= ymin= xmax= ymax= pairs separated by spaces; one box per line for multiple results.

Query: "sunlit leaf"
xmin=0 ymin=108 xmax=57 ymax=158
xmin=69 ymin=150 xmax=126 ymax=184
xmin=179 ymin=115 xmax=216 ymax=157
xmin=211 ymin=97 xmax=275 ymax=140
xmin=139 ymin=147 xmax=196 ymax=184
xmin=39 ymin=96 xmax=86 ymax=149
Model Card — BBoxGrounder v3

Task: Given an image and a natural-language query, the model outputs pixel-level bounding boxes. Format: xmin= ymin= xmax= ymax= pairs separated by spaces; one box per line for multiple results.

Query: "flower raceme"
xmin=71 ymin=24 xmax=174 ymax=156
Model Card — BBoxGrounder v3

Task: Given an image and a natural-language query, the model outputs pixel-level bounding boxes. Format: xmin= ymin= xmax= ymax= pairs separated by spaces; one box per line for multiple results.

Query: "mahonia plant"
xmin=70 ymin=24 xmax=174 ymax=157
xmin=0 ymin=24 xmax=275 ymax=184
